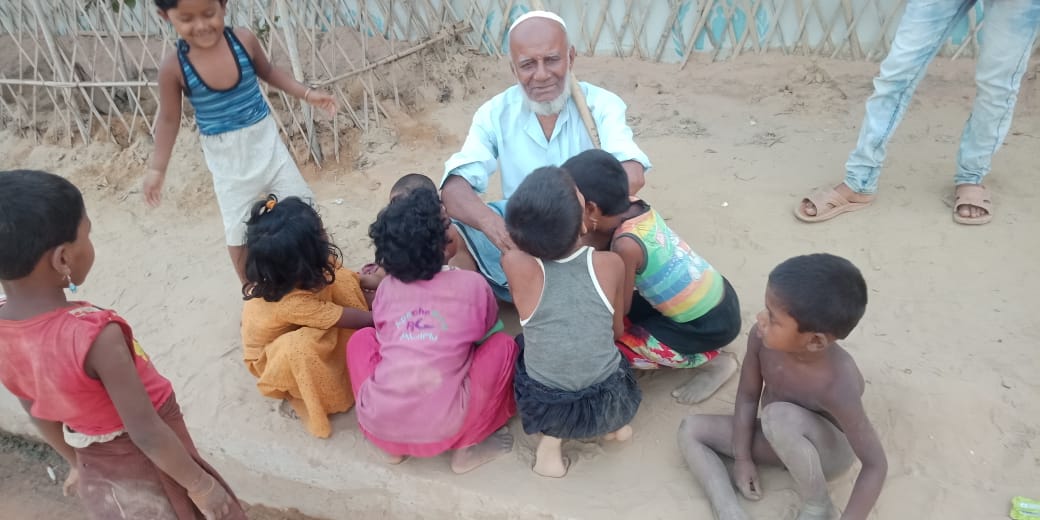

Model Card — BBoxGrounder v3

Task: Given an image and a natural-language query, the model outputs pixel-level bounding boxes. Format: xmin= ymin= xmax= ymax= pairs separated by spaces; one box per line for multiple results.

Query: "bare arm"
xmin=19 ymin=399 xmax=76 ymax=465
xmin=591 ymin=251 xmax=627 ymax=340
xmin=144 ymin=55 xmax=184 ymax=207
xmin=442 ymin=175 xmax=516 ymax=252
xmin=336 ymin=308 xmax=373 ymax=329
xmin=827 ymin=386 xmax=888 ymax=520
xmin=621 ymin=160 xmax=646 ymax=195
xmin=238 ymin=29 xmax=335 ymax=117
xmin=611 ymin=236 xmax=643 ymax=315
xmin=732 ymin=328 xmax=765 ymax=461
xmin=84 ymin=324 xmax=231 ymax=514
xmin=501 ymin=249 xmax=541 ymax=320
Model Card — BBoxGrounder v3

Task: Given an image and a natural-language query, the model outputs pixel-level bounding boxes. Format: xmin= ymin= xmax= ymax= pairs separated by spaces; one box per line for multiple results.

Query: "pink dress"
xmin=347 ymin=267 xmax=518 ymax=457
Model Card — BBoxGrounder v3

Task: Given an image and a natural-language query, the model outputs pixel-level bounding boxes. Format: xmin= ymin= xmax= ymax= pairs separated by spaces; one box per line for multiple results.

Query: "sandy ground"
xmin=1 ymin=51 xmax=1039 ymax=519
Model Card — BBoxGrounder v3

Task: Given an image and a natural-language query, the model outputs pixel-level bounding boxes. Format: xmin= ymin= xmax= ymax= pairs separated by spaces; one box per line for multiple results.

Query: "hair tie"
xmin=262 ymin=194 xmax=278 ymax=215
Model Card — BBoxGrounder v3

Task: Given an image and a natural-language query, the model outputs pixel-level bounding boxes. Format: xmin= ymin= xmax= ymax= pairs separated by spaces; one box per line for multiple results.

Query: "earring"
xmin=64 ymin=273 xmax=78 ymax=294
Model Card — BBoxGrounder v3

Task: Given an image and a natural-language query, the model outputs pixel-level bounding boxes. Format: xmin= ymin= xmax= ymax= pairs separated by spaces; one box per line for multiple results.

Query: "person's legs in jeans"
xmin=953 ymin=0 xmax=1040 ymax=219
xmin=801 ymin=0 xmax=975 ymax=217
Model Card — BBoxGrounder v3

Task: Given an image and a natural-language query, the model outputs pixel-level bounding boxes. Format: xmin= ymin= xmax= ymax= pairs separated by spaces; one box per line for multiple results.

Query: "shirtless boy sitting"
xmin=678 ymin=254 xmax=887 ymax=520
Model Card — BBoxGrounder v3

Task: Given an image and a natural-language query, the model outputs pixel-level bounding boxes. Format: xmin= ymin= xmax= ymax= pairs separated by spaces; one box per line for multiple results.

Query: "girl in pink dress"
xmin=347 ymin=179 xmax=518 ymax=474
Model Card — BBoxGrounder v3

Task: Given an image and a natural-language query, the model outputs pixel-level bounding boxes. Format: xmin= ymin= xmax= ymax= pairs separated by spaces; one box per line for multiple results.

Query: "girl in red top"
xmin=0 ymin=170 xmax=246 ymax=519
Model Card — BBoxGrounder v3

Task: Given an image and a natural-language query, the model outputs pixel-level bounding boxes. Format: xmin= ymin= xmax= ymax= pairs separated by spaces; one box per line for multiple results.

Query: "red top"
xmin=0 ymin=301 xmax=173 ymax=436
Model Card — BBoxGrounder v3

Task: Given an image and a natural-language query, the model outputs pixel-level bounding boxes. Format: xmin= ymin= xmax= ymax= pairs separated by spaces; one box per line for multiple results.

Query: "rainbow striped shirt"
xmin=614 ymin=202 xmax=723 ymax=323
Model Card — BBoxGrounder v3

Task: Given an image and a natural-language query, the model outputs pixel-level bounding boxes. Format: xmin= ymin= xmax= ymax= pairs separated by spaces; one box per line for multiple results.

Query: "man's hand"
xmin=304 ymin=88 xmax=337 ymax=119
xmin=733 ymin=459 xmax=762 ymax=501
xmin=478 ymin=213 xmax=517 ymax=253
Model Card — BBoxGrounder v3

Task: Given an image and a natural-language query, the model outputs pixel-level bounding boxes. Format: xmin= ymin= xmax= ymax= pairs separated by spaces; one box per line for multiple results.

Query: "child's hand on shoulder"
xmin=305 ymin=88 xmax=337 ymax=119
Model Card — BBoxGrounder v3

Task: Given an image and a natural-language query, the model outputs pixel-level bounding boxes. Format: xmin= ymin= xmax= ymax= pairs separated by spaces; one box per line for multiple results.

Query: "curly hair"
xmin=242 ymin=195 xmax=341 ymax=302
xmin=369 ymin=187 xmax=448 ymax=283
xmin=0 ymin=170 xmax=85 ymax=281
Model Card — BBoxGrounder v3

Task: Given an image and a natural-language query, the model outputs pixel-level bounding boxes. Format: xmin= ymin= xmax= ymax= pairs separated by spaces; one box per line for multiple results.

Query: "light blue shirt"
xmin=442 ymin=82 xmax=651 ymax=199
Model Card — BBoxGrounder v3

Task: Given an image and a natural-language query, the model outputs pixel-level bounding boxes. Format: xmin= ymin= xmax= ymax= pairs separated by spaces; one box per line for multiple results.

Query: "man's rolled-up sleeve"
xmin=591 ymin=88 xmax=652 ymax=172
xmin=442 ymin=103 xmax=500 ymax=194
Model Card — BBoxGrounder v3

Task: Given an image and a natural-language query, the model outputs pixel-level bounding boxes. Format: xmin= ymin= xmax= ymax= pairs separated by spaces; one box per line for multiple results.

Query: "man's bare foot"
xmin=800 ymin=183 xmax=874 ymax=217
xmin=278 ymin=399 xmax=298 ymax=419
xmin=533 ymin=435 xmax=568 ymax=478
xmin=450 ymin=427 xmax=514 ymax=474
xmin=796 ymin=499 xmax=837 ymax=520
xmin=672 ymin=355 xmax=739 ymax=404
xmin=603 ymin=425 xmax=633 ymax=442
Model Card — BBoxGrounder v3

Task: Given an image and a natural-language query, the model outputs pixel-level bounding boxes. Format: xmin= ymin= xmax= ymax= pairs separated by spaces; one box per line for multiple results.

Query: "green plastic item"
xmin=1011 ymin=496 xmax=1040 ymax=520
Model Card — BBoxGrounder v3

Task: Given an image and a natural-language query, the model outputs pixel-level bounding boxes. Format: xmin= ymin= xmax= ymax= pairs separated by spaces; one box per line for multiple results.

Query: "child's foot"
xmin=796 ymin=499 xmax=837 ymax=520
xmin=672 ymin=355 xmax=738 ymax=404
xmin=278 ymin=399 xmax=298 ymax=419
xmin=385 ymin=454 xmax=408 ymax=465
xmin=533 ymin=455 xmax=569 ymax=478
xmin=533 ymin=435 xmax=568 ymax=478
xmin=603 ymin=425 xmax=633 ymax=442
xmin=450 ymin=427 xmax=514 ymax=474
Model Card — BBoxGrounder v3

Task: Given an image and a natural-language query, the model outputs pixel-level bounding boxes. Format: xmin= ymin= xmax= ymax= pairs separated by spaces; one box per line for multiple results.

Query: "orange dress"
xmin=241 ymin=268 xmax=368 ymax=438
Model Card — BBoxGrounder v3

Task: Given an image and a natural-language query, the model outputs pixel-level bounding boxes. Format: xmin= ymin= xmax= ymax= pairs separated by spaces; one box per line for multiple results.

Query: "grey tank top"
xmin=521 ymin=246 xmax=621 ymax=391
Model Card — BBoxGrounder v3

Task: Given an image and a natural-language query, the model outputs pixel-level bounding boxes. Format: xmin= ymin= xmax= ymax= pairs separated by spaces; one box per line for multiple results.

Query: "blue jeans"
xmin=845 ymin=0 xmax=1040 ymax=194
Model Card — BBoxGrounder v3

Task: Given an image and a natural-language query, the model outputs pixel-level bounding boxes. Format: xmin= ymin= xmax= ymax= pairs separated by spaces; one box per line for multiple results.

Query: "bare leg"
xmin=447 ymin=224 xmax=477 ymax=272
xmin=532 ymin=435 xmax=568 ymax=478
xmin=450 ymin=427 xmax=514 ymax=474
xmin=760 ymin=402 xmax=855 ymax=520
xmin=678 ymin=415 xmax=782 ymax=520
xmin=603 ymin=424 xmax=633 ymax=442
xmin=228 ymin=245 xmax=248 ymax=287
xmin=673 ymin=354 xmax=739 ymax=405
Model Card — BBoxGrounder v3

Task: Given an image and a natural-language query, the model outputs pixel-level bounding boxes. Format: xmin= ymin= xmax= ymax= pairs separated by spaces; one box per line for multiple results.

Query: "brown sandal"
xmin=795 ymin=185 xmax=876 ymax=223
xmin=952 ymin=184 xmax=993 ymax=225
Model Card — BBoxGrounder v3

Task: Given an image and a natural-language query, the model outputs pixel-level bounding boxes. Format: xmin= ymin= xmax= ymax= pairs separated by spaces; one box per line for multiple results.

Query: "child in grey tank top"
xmin=502 ymin=167 xmax=642 ymax=478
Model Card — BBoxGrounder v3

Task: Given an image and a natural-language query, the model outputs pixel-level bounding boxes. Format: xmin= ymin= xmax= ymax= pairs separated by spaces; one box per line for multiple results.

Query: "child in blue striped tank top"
xmin=145 ymin=0 xmax=337 ymax=286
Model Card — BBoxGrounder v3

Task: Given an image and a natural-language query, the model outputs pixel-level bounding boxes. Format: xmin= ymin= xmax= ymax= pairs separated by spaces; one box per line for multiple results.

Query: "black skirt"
xmin=514 ymin=338 xmax=642 ymax=439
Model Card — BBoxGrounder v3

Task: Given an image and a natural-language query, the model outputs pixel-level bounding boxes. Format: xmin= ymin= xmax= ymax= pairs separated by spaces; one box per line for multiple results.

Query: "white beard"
xmin=522 ymin=73 xmax=571 ymax=116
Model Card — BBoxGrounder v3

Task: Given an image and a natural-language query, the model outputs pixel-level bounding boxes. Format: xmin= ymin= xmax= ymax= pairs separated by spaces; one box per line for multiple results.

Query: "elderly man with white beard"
xmin=440 ymin=10 xmax=651 ymax=301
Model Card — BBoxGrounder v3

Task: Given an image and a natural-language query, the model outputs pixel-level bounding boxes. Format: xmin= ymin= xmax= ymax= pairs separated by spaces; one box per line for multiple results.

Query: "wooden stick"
xmin=316 ymin=21 xmax=470 ymax=85
xmin=28 ymin=0 xmax=89 ymax=141
xmin=277 ymin=0 xmax=322 ymax=164
xmin=653 ymin=0 xmax=684 ymax=62
xmin=679 ymin=0 xmax=716 ymax=70
xmin=528 ymin=0 xmax=599 ymax=148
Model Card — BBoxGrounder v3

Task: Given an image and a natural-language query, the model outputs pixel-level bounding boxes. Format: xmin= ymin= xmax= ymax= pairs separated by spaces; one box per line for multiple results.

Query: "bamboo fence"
xmin=0 ymin=0 xmax=1036 ymax=159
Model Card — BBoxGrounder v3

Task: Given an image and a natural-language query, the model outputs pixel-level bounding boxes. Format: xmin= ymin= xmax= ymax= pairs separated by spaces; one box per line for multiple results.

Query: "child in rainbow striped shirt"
xmin=564 ymin=150 xmax=743 ymax=405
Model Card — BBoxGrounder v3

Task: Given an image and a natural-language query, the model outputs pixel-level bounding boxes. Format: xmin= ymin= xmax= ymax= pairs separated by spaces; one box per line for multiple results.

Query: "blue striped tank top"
xmin=177 ymin=28 xmax=269 ymax=136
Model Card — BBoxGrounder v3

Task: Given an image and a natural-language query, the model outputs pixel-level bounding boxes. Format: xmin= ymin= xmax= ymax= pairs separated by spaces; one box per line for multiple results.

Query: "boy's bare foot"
xmin=603 ymin=425 xmax=633 ymax=442
xmin=385 ymin=454 xmax=408 ymax=465
xmin=533 ymin=435 xmax=569 ymax=478
xmin=672 ymin=355 xmax=738 ymax=404
xmin=450 ymin=427 xmax=514 ymax=474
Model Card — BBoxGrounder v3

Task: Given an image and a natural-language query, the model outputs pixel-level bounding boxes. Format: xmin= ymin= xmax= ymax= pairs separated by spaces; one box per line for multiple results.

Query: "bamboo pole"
xmin=28 ymin=0 xmax=89 ymax=141
xmin=277 ymin=0 xmax=322 ymax=164
xmin=528 ymin=0 xmax=599 ymax=149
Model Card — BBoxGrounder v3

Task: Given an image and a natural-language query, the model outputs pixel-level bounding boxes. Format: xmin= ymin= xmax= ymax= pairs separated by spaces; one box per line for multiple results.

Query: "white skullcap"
xmin=508 ymin=10 xmax=567 ymax=35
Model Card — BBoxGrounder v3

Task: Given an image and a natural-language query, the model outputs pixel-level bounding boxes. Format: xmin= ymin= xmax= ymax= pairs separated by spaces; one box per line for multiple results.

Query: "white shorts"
xmin=200 ymin=115 xmax=314 ymax=246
